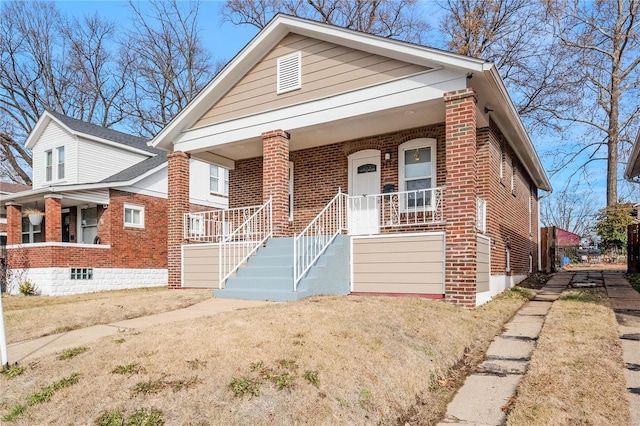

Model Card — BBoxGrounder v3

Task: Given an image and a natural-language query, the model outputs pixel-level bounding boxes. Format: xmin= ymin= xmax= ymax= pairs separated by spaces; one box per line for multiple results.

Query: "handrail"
xmin=293 ymin=189 xmax=347 ymax=291
xmin=347 ymin=187 xmax=444 ymax=228
xmin=218 ymin=198 xmax=272 ymax=289
xmin=183 ymin=204 xmax=266 ymax=242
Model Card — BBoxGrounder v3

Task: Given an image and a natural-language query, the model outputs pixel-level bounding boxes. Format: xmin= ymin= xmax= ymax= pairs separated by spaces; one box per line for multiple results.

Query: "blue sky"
xmin=52 ymin=0 xmax=620 ymax=213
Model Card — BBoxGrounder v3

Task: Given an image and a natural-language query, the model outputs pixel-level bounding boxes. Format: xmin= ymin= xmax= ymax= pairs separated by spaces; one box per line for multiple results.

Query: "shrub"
xmin=18 ymin=279 xmax=39 ymax=296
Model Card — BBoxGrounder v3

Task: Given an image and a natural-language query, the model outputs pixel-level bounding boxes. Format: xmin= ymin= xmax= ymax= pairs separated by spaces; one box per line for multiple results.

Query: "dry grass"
xmin=2 ymin=287 xmax=211 ymax=344
xmin=1 ymin=291 xmax=529 ymax=425
xmin=507 ymin=288 xmax=630 ymax=426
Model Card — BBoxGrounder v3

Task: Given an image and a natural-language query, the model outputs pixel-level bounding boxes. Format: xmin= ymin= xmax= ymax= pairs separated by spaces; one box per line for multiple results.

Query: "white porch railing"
xmin=347 ymin=187 xmax=444 ymax=229
xmin=293 ymin=190 xmax=348 ymax=290
xmin=184 ymin=204 xmax=267 ymax=242
xmin=218 ymin=199 xmax=272 ymax=288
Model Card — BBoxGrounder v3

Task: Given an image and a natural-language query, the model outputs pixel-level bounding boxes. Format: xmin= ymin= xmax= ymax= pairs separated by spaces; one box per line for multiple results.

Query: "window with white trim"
xmin=57 ymin=146 xmax=65 ymax=179
xmin=124 ymin=204 xmax=144 ymax=228
xmin=398 ymin=138 xmax=437 ymax=209
xmin=45 ymin=146 xmax=65 ymax=182
xmin=209 ymin=165 xmax=229 ymax=195
xmin=506 ymin=246 xmax=511 ymax=272
xmin=511 ymin=157 xmax=516 ymax=194
xmin=21 ymin=216 xmax=42 ymax=243
xmin=277 ymin=51 xmax=302 ymax=94
xmin=188 ymin=213 xmax=204 ymax=236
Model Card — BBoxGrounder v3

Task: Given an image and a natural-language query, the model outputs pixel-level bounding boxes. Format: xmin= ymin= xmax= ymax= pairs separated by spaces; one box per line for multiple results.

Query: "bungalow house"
xmin=151 ymin=14 xmax=552 ymax=307
xmin=1 ymin=109 xmax=226 ymax=295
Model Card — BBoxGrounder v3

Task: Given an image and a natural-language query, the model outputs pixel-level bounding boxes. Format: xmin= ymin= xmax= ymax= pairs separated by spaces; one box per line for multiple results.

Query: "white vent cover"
xmin=277 ymin=52 xmax=302 ymax=94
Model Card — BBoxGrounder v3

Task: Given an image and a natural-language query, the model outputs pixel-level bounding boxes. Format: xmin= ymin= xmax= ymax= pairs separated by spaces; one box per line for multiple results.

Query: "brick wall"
xmin=230 ymin=124 xmax=447 ymax=234
xmin=108 ymin=189 xmax=167 ymax=268
xmin=478 ymin=119 xmax=539 ymax=276
xmin=7 ymin=190 xmax=168 ymax=270
xmin=262 ymin=130 xmax=290 ymax=237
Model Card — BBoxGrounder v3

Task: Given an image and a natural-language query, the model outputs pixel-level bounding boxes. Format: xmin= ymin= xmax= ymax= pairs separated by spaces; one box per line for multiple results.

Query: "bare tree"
xmin=540 ymin=186 xmax=596 ymax=237
xmin=542 ymin=0 xmax=640 ymax=206
xmin=437 ymin=0 xmax=566 ymax=133
xmin=221 ymin=0 xmax=430 ymax=43
xmin=0 ymin=1 xmax=125 ymax=184
xmin=122 ymin=0 xmax=214 ymax=137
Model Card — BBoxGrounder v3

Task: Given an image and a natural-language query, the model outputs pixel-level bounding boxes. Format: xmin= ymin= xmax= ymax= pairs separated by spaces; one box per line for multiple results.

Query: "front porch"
xmin=181 ymin=188 xmax=448 ymax=301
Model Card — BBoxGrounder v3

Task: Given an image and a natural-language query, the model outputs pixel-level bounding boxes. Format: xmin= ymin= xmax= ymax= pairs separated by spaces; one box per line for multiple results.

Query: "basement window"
xmin=277 ymin=52 xmax=302 ymax=94
xmin=71 ymin=268 xmax=93 ymax=280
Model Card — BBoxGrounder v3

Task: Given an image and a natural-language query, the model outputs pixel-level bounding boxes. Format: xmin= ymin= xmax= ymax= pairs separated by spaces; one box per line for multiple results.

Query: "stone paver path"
xmin=437 ymin=272 xmax=572 ymax=425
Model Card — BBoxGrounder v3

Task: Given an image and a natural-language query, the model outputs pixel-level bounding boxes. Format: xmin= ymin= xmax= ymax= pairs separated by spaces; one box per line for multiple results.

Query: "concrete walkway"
xmin=7 ymin=298 xmax=271 ymax=364
xmin=602 ymin=271 xmax=640 ymax=426
xmin=437 ymin=272 xmax=572 ymax=426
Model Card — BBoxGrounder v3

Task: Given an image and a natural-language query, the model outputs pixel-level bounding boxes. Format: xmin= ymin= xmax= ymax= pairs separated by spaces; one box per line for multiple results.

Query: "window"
xmin=44 ymin=146 xmax=65 ymax=182
xmin=499 ymin=148 xmax=504 ymax=180
xmin=57 ymin=146 xmax=65 ymax=179
xmin=21 ymin=216 xmax=42 ymax=243
xmin=45 ymin=150 xmax=53 ymax=182
xmin=398 ymin=138 xmax=437 ymax=210
xmin=277 ymin=51 xmax=302 ymax=94
xmin=477 ymin=197 xmax=487 ymax=233
xmin=506 ymin=246 xmax=511 ymax=272
xmin=124 ymin=204 xmax=144 ymax=228
xmin=71 ymin=268 xmax=93 ymax=280
xmin=209 ymin=165 xmax=229 ymax=195
xmin=80 ymin=207 xmax=98 ymax=243
xmin=188 ymin=213 xmax=204 ymax=236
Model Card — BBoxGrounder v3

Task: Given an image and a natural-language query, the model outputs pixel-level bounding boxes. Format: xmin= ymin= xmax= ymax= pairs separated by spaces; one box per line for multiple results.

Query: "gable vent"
xmin=277 ymin=52 xmax=302 ymax=94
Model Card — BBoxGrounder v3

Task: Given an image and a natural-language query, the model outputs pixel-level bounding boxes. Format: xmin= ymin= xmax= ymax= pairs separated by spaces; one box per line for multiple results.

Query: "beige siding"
xmin=182 ymin=244 xmax=219 ymax=288
xmin=476 ymin=236 xmax=490 ymax=293
xmin=32 ymin=120 xmax=78 ymax=188
xmin=192 ymin=34 xmax=430 ymax=128
xmin=352 ymin=234 xmax=444 ymax=294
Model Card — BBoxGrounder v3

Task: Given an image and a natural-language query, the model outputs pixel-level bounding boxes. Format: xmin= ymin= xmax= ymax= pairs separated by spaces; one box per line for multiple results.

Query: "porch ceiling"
xmin=190 ymin=99 xmax=450 ymax=164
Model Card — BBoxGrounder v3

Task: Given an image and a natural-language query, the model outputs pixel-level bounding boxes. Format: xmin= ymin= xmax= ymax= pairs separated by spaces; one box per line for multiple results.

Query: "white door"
xmin=348 ymin=150 xmax=381 ymax=235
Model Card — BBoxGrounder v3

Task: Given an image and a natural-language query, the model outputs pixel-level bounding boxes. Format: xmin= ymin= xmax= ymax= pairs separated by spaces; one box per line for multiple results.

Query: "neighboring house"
xmin=151 ymin=14 xmax=552 ymax=307
xmin=625 ymin=129 xmax=640 ymax=272
xmin=1 ymin=109 xmax=226 ymax=295
xmin=540 ymin=227 xmax=581 ymax=272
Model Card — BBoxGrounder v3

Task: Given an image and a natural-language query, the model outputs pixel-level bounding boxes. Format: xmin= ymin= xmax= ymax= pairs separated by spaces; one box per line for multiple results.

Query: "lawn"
xmin=506 ymin=288 xmax=630 ymax=425
xmin=1 ymin=289 xmax=530 ymax=425
xmin=1 ymin=287 xmax=211 ymax=344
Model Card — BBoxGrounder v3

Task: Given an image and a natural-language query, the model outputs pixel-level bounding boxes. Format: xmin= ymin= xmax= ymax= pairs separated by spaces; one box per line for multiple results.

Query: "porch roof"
xmin=150 ymin=14 xmax=551 ymax=192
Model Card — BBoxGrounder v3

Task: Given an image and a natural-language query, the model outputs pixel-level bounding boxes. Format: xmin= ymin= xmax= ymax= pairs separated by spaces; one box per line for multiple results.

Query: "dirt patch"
xmin=515 ymin=272 xmax=551 ymax=290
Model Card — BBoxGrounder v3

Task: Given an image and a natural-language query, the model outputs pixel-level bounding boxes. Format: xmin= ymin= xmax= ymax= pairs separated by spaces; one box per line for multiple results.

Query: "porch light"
xmin=413 ymin=149 xmax=420 ymax=161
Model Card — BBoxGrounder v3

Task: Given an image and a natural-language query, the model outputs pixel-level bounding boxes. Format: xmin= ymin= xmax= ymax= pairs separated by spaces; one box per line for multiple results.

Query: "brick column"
xmin=44 ymin=195 xmax=62 ymax=242
xmin=444 ymin=88 xmax=478 ymax=307
xmin=167 ymin=151 xmax=190 ymax=289
xmin=262 ymin=130 xmax=290 ymax=237
xmin=6 ymin=203 xmax=22 ymax=245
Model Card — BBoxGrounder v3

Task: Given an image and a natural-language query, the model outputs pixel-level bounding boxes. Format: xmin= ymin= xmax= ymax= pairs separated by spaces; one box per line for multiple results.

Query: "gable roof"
xmin=26 ymin=109 xmax=161 ymax=156
xmin=101 ymin=151 xmax=167 ymax=183
xmin=151 ymin=13 xmax=551 ymax=192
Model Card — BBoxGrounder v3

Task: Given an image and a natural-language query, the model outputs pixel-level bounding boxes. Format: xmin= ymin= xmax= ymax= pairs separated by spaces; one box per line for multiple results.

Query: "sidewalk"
xmin=7 ymin=298 xmax=271 ymax=364
xmin=437 ymin=271 xmax=572 ymax=425
xmin=602 ymin=271 xmax=640 ymax=426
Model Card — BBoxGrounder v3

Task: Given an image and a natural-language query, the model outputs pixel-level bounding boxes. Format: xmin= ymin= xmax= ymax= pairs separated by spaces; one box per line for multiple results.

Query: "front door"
xmin=348 ymin=150 xmax=381 ymax=235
